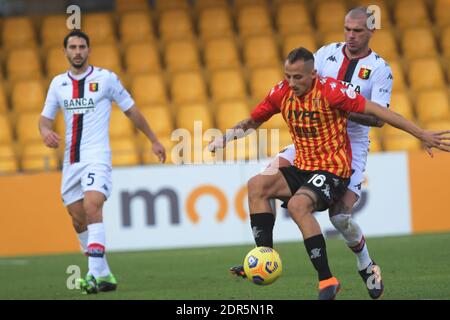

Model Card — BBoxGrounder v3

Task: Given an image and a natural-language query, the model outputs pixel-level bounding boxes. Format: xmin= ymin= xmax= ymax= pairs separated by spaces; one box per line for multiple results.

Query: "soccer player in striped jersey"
xmin=269 ymin=7 xmax=393 ymax=299
xmin=39 ymin=30 xmax=166 ymax=294
xmin=209 ymin=47 xmax=450 ymax=300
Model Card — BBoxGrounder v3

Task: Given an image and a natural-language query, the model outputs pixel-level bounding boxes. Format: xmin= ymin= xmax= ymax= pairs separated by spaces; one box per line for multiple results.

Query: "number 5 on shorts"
xmin=87 ymin=173 xmax=95 ymax=186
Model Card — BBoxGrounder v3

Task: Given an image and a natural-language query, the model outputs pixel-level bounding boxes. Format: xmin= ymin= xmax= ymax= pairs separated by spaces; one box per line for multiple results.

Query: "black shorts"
xmin=279 ymin=166 xmax=349 ymax=212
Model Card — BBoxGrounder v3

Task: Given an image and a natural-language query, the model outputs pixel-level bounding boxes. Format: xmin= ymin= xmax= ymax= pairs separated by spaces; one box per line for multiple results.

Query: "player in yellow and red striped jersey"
xmin=209 ymin=47 xmax=450 ymax=300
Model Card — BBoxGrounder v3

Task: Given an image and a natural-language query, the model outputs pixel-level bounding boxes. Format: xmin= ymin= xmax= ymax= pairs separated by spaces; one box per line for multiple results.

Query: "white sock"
xmin=77 ymin=230 xmax=89 ymax=254
xmin=87 ymin=223 xmax=111 ymax=278
xmin=330 ymin=213 xmax=372 ymax=270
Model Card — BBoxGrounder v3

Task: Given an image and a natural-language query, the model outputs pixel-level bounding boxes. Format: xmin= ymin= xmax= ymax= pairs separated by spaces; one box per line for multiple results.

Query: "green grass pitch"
xmin=0 ymin=232 xmax=449 ymax=300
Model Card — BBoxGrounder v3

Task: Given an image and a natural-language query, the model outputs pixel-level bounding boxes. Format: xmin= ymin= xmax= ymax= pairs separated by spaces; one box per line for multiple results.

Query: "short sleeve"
xmin=313 ymin=45 xmax=328 ymax=75
xmin=322 ymin=78 xmax=366 ymax=113
xmin=250 ymin=81 xmax=286 ymax=122
xmin=370 ymin=63 xmax=393 ymax=108
xmin=41 ymin=78 xmax=60 ymax=120
xmin=108 ymin=72 xmax=135 ymax=112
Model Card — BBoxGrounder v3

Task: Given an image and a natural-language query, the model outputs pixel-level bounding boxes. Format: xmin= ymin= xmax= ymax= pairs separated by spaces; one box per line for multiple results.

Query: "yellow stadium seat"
xmin=21 ymin=142 xmax=59 ymax=172
xmin=195 ymin=0 xmax=228 ymax=11
xmin=171 ymin=72 xmax=208 ymax=105
xmin=7 ymin=48 xmax=42 ymax=82
xmin=210 ymin=69 xmax=247 ymax=103
xmin=89 ymin=45 xmax=123 ymax=76
xmin=124 ymin=42 xmax=161 ymax=75
xmin=110 ymin=138 xmax=140 ymax=167
xmin=442 ymin=26 xmax=450 ymax=58
xmin=435 ymin=0 xmax=450 ymax=27
xmin=250 ymin=67 xmax=283 ymax=101
xmin=282 ymin=34 xmax=318 ymax=57
xmin=389 ymin=92 xmax=414 ymax=120
xmin=119 ymin=12 xmax=154 ymax=46
xmin=46 ymin=46 xmax=68 ymax=77
xmin=159 ymin=9 xmax=194 ymax=42
xmin=41 ymin=15 xmax=69 ymax=49
xmin=204 ymin=38 xmax=241 ymax=70
xmin=11 ymin=80 xmax=45 ymax=113
xmin=0 ymin=115 xmax=13 ymax=143
xmin=276 ymin=2 xmax=312 ymax=35
xmin=41 ymin=15 xmax=69 ymax=50
xmin=0 ymin=85 xmax=9 ymax=112
xmin=394 ymin=0 xmax=430 ymax=29
xmin=130 ymin=73 xmax=168 ymax=106
xmin=401 ymin=27 xmax=437 ymax=60
xmin=389 ymin=61 xmax=406 ymax=92
xmin=141 ymin=136 xmax=175 ymax=165
xmin=416 ymin=90 xmax=450 ymax=124
xmin=155 ymin=0 xmax=190 ymax=12
xmin=316 ymin=0 xmax=347 ymax=33
xmin=321 ymin=31 xmax=344 ymax=46
xmin=408 ymin=58 xmax=446 ymax=91
xmin=237 ymin=5 xmax=273 ymax=38
xmin=216 ymin=101 xmax=250 ymax=132
xmin=383 ymin=132 xmax=422 ymax=152
xmin=369 ymin=135 xmax=383 ymax=153
xmin=139 ymin=105 xmax=174 ymax=137
xmin=164 ymin=40 xmax=201 ymax=73
xmin=425 ymin=119 xmax=450 ymax=131
xmin=370 ymin=29 xmax=398 ymax=61
xmin=234 ymin=0 xmax=268 ymax=9
xmin=243 ymin=35 xmax=280 ymax=69
xmin=115 ymin=0 xmax=150 ymax=12
xmin=0 ymin=144 xmax=18 ymax=174
xmin=109 ymin=109 xmax=134 ymax=139
xmin=198 ymin=7 xmax=234 ymax=40
xmin=82 ymin=13 xmax=115 ymax=44
xmin=2 ymin=17 xmax=36 ymax=50
xmin=16 ymin=112 xmax=44 ymax=143
xmin=176 ymin=103 xmax=213 ymax=133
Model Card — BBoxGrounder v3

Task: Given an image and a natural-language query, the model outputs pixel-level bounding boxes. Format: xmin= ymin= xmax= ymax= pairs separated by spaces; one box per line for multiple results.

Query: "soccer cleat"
xmin=229 ymin=265 xmax=247 ymax=279
xmin=359 ymin=261 xmax=384 ymax=299
xmin=77 ymin=274 xmax=98 ymax=294
xmin=96 ymin=273 xmax=118 ymax=292
xmin=318 ymin=277 xmax=341 ymax=300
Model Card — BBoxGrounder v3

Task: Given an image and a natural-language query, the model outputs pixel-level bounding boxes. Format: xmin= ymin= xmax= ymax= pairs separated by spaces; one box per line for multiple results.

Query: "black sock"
xmin=303 ymin=234 xmax=333 ymax=281
xmin=250 ymin=213 xmax=275 ymax=248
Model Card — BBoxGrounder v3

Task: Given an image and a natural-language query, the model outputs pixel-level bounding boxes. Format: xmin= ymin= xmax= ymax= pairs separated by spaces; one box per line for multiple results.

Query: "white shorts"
xmin=277 ymin=142 xmax=369 ymax=198
xmin=61 ymin=162 xmax=112 ymax=206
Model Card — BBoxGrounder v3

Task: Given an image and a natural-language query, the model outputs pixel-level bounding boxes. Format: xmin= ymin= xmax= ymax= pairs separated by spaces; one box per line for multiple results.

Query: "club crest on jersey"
xmin=89 ymin=82 xmax=98 ymax=92
xmin=358 ymin=66 xmax=372 ymax=80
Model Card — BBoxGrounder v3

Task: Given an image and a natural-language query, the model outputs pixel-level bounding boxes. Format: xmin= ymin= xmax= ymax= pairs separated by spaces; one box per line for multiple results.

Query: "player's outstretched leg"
xmin=229 ymin=212 xmax=275 ymax=280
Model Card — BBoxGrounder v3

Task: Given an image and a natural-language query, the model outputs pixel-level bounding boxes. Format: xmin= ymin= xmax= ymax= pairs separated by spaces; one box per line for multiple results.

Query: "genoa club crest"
xmin=89 ymin=82 xmax=98 ymax=92
xmin=358 ymin=67 xmax=372 ymax=80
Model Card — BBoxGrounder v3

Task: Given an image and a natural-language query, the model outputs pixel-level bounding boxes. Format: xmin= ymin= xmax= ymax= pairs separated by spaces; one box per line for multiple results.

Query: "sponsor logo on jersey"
xmin=358 ymin=66 xmax=372 ymax=80
xmin=89 ymin=82 xmax=98 ymax=92
xmin=63 ymin=98 xmax=95 ymax=114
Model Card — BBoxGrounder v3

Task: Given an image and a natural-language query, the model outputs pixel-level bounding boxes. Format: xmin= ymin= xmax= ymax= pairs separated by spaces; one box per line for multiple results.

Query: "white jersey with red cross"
xmin=41 ymin=65 xmax=135 ymax=166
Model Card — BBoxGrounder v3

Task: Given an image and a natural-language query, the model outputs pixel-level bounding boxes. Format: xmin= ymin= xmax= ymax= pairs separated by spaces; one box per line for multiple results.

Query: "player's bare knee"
xmin=287 ymin=196 xmax=314 ymax=218
xmin=248 ymin=175 xmax=271 ymax=200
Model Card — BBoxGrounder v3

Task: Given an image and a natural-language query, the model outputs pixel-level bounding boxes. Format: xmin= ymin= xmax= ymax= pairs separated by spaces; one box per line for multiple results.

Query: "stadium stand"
xmin=0 ymin=0 xmax=449 ymax=173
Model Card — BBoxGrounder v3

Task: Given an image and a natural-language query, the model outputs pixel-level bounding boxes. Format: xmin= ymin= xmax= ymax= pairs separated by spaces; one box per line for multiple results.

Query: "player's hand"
xmin=208 ymin=136 xmax=226 ymax=153
xmin=152 ymin=140 xmax=166 ymax=163
xmin=41 ymin=128 xmax=60 ymax=148
xmin=419 ymin=130 xmax=450 ymax=157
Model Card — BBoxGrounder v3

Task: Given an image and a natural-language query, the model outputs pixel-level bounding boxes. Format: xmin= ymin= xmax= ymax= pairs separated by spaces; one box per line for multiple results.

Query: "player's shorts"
xmin=61 ymin=162 xmax=112 ymax=206
xmin=277 ymin=142 xmax=368 ymax=198
xmin=279 ymin=166 xmax=349 ymax=212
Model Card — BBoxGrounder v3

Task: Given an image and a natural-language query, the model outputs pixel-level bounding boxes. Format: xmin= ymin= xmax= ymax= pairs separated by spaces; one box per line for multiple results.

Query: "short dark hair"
xmin=286 ymin=47 xmax=315 ymax=64
xmin=63 ymin=30 xmax=90 ymax=48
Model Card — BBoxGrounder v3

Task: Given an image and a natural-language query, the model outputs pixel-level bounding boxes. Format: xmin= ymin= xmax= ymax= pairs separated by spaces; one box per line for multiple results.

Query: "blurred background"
xmin=0 ymin=0 xmax=449 ymax=173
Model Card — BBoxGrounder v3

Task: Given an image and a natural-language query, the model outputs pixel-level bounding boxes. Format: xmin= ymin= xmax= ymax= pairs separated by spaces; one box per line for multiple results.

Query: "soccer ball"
xmin=243 ymin=247 xmax=282 ymax=285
